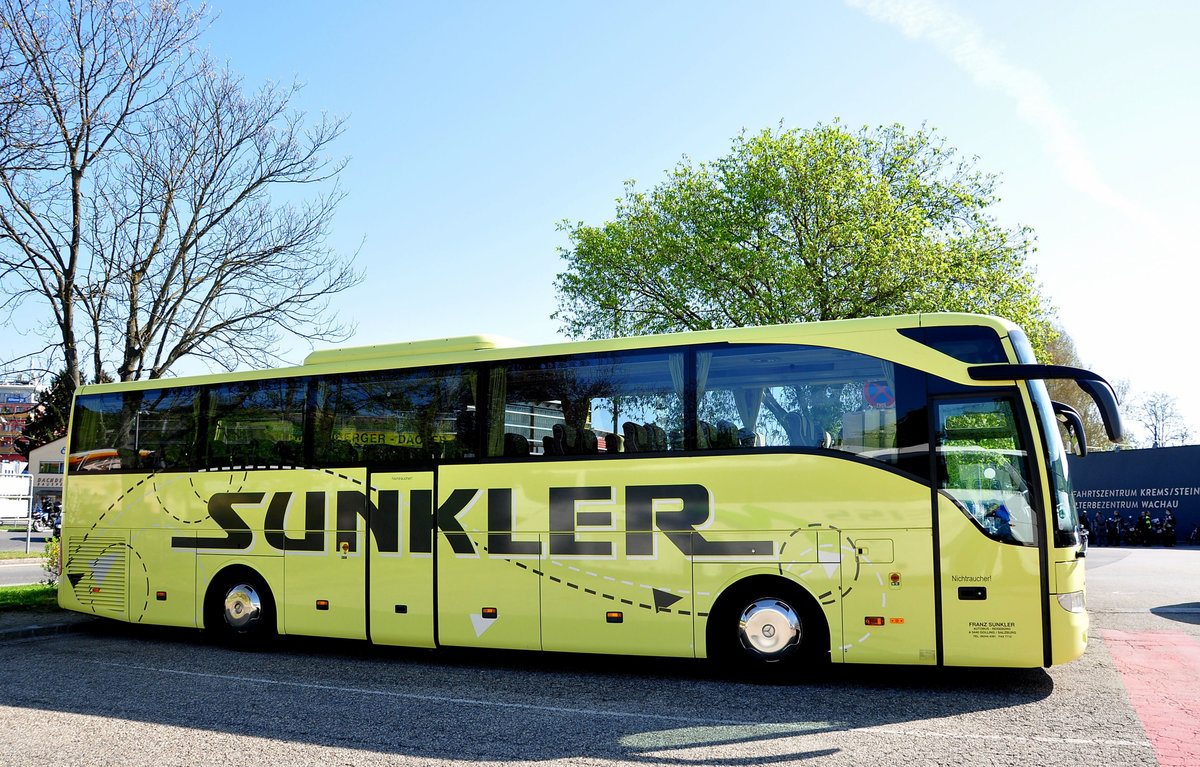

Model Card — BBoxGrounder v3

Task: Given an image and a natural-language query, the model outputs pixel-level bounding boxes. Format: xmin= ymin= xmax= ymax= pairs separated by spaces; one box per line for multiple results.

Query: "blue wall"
xmin=1067 ymin=445 xmax=1200 ymax=543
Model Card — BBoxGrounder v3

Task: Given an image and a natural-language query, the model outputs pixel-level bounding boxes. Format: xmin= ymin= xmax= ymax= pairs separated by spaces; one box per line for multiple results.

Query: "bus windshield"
xmin=1006 ymin=328 xmax=1080 ymax=548
xmin=1029 ymin=378 xmax=1080 ymax=547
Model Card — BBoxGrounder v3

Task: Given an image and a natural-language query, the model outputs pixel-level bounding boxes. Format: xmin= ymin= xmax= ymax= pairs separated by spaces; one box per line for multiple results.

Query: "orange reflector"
xmin=865 ymin=616 xmax=885 ymax=626
xmin=90 ymin=587 xmax=100 ymax=593
xmin=316 ymin=600 xmax=329 ymax=610
xmin=606 ymin=611 xmax=623 ymax=624
xmin=890 ymin=617 xmax=905 ymax=624
xmin=482 ymin=607 xmax=498 ymax=619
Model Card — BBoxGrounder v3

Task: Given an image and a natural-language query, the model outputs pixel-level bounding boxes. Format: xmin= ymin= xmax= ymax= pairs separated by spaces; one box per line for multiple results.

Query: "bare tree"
xmin=0 ymin=0 xmax=360 ymax=385
xmin=1130 ymin=391 xmax=1191 ymax=448
xmin=0 ymin=0 xmax=206 ymax=387
xmin=89 ymin=58 xmax=359 ymax=381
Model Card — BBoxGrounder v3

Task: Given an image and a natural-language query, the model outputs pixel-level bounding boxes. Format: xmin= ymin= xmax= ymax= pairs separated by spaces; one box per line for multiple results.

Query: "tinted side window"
xmin=492 ymin=350 xmax=683 ymax=457
xmin=70 ymin=387 xmax=202 ymax=472
xmin=206 ymin=378 xmax=308 ymax=467
xmin=699 ymin=344 xmax=929 ymax=477
xmin=315 ymin=367 xmax=477 ymax=466
xmin=898 ymin=326 xmax=1008 ymax=363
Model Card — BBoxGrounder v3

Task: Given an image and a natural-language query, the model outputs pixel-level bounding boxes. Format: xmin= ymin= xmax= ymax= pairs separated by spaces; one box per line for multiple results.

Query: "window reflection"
xmin=699 ymin=344 xmax=926 ymax=474
xmin=315 ymin=368 xmax=477 ymax=466
xmin=70 ymin=387 xmax=201 ymax=472
xmin=207 ymin=378 xmax=307 ymax=467
xmin=494 ymin=351 xmax=683 ymax=457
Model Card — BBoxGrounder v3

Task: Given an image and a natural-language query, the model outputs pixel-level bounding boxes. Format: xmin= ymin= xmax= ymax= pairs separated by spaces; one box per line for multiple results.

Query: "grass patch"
xmin=0 ymin=549 xmax=44 ymax=560
xmin=0 ymin=583 xmax=58 ymax=611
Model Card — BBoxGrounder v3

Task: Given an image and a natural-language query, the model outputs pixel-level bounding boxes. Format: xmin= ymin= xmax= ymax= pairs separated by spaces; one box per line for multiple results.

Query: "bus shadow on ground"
xmin=1150 ymin=602 xmax=1200 ymax=625
xmin=31 ymin=621 xmax=1054 ymax=764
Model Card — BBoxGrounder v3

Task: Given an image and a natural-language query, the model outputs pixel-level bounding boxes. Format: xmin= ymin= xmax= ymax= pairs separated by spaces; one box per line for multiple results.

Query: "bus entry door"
xmin=934 ymin=397 xmax=1044 ymax=667
xmin=368 ymin=471 xmax=436 ymax=647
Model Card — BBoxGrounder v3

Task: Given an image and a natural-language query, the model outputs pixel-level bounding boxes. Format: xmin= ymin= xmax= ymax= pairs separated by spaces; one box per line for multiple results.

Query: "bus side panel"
xmin=59 ymin=473 xmax=131 ymax=619
xmin=369 ymin=472 xmax=435 ymax=648
xmin=938 ymin=495 xmax=1043 ymax=667
xmin=436 ymin=528 xmax=542 ymax=650
xmin=690 ymin=455 xmax=932 ymax=664
xmin=434 ymin=464 xmax=540 ymax=650
xmin=840 ymin=529 xmax=937 ymax=665
xmin=182 ymin=468 xmax=368 ymax=638
xmin=60 ymin=472 xmax=200 ymax=625
xmin=272 ymin=468 xmax=368 ymax=640
xmin=129 ymin=528 xmax=196 ymax=628
xmin=540 ymin=530 xmax=695 ymax=657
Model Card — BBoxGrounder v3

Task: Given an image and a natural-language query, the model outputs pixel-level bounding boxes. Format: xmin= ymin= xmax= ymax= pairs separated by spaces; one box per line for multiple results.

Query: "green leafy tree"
xmin=17 ymin=368 xmax=76 ymax=455
xmin=554 ymin=122 xmax=1056 ymax=356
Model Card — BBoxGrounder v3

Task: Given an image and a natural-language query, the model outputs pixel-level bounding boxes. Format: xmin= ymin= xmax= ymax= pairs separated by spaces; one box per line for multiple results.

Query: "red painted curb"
xmin=1103 ymin=629 xmax=1200 ymax=767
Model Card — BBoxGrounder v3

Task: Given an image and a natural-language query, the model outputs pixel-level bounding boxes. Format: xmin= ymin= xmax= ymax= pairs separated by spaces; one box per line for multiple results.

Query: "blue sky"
xmin=12 ymin=1 xmax=1200 ymax=438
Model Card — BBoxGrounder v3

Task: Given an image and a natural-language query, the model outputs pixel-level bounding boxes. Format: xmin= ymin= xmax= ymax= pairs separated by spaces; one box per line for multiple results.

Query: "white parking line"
xmin=88 ymin=660 xmax=1156 ymax=752
xmin=91 ymin=661 xmax=763 ymax=727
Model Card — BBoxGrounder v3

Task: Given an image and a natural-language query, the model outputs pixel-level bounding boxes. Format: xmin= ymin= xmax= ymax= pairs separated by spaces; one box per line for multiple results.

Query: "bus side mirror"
xmin=1052 ymin=401 xmax=1087 ymax=457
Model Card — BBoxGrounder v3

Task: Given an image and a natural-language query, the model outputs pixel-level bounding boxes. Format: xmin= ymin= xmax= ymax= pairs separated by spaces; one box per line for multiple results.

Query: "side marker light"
xmin=316 ymin=600 xmax=329 ymax=611
xmin=865 ymin=616 xmax=885 ymax=626
xmin=606 ymin=612 xmax=623 ymax=624
xmin=482 ymin=607 xmax=498 ymax=619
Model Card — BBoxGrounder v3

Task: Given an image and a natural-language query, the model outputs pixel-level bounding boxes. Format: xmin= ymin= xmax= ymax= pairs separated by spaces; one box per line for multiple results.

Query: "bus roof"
xmin=75 ymin=313 xmax=1022 ymax=395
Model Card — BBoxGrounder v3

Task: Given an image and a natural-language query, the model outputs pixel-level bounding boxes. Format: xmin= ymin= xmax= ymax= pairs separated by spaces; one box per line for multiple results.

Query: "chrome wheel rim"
xmin=738 ymin=598 xmax=801 ymax=659
xmin=223 ymin=583 xmax=262 ymax=630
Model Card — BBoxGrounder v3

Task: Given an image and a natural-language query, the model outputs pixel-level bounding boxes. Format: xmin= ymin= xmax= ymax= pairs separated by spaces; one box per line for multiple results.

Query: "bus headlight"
xmin=1057 ymin=591 xmax=1086 ymax=614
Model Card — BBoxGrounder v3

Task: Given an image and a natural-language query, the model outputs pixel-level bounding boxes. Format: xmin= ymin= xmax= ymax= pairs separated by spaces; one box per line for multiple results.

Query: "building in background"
xmin=28 ymin=436 xmax=66 ymax=510
xmin=1068 ymin=444 xmax=1200 ymax=544
xmin=0 ymin=381 xmax=39 ymax=462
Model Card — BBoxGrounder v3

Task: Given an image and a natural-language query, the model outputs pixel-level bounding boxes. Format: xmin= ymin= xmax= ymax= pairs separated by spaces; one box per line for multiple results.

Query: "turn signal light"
xmin=865 ymin=616 xmax=885 ymax=626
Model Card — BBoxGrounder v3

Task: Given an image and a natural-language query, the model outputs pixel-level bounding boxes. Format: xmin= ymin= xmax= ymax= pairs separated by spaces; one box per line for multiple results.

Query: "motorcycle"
xmin=30 ymin=506 xmax=54 ymax=533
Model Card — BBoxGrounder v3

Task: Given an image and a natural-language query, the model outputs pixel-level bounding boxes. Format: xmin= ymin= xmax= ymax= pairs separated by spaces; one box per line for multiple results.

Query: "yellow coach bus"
xmin=58 ymin=314 xmax=1123 ymax=670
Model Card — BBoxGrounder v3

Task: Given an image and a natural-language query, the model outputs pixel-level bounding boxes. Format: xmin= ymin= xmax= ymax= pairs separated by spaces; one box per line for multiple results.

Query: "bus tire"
xmin=205 ymin=568 xmax=276 ymax=647
xmin=707 ymin=577 xmax=829 ymax=673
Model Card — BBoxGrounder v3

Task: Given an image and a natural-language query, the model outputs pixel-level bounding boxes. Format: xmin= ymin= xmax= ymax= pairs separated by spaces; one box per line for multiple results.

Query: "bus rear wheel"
xmin=708 ymin=579 xmax=828 ymax=673
xmin=206 ymin=570 xmax=275 ymax=646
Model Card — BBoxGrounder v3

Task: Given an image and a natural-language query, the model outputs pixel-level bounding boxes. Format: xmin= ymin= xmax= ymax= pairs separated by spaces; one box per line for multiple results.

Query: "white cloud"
xmin=845 ymin=0 xmax=1162 ymax=238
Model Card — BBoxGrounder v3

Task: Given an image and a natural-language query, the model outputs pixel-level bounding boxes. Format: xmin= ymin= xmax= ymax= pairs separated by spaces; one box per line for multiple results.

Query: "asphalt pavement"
xmin=0 ymin=545 xmax=1194 ymax=766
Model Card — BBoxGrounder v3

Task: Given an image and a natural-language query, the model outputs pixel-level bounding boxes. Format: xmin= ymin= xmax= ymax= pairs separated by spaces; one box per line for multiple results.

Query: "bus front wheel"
xmin=205 ymin=570 xmax=276 ymax=645
xmin=708 ymin=579 xmax=828 ymax=672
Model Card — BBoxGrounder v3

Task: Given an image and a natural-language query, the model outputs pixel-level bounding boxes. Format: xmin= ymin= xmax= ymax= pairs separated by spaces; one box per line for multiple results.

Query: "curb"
xmin=0 ymin=618 xmax=97 ymax=642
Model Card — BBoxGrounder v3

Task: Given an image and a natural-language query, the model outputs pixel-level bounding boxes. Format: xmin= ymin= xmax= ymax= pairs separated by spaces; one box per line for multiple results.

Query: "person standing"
xmin=1163 ymin=510 xmax=1177 ymax=547
xmin=1107 ymin=513 xmax=1122 ymax=546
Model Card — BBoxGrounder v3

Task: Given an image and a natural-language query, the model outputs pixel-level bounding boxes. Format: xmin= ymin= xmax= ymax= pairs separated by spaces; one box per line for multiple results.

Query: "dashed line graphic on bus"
xmin=69 ymin=468 xmax=897 ymax=658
